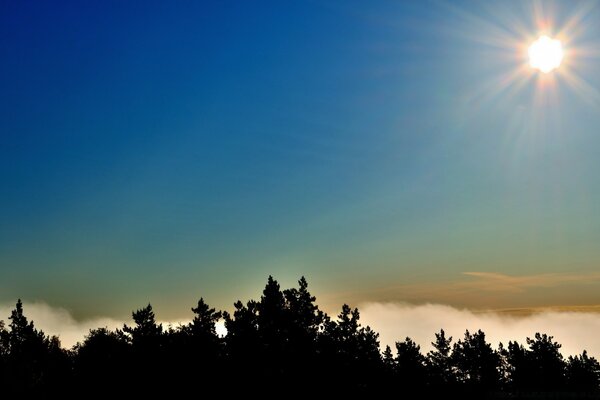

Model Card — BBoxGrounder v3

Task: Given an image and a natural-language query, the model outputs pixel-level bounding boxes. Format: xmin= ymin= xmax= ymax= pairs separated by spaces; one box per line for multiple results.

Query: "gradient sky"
xmin=2 ymin=0 xmax=600 ymax=321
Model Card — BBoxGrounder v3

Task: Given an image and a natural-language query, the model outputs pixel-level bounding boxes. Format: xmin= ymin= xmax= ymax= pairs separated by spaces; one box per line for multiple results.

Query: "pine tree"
xmin=566 ymin=350 xmax=600 ymax=392
xmin=396 ymin=337 xmax=427 ymax=388
xmin=427 ymin=329 xmax=454 ymax=386
xmin=190 ymin=297 xmax=222 ymax=337
xmin=452 ymin=330 xmax=501 ymax=391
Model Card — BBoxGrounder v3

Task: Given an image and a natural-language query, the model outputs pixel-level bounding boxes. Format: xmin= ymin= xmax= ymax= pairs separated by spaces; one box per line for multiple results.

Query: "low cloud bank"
xmin=0 ymin=302 xmax=224 ymax=349
xmin=359 ymin=302 xmax=600 ymax=357
xmin=2 ymin=301 xmax=600 ymax=356
xmin=0 ymin=302 xmax=124 ymax=349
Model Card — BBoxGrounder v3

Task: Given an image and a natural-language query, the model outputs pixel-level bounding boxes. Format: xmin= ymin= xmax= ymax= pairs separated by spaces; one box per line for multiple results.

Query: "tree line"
xmin=0 ymin=276 xmax=599 ymax=398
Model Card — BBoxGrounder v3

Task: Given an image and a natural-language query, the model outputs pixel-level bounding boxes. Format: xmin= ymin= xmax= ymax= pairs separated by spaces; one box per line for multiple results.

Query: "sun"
xmin=528 ymin=35 xmax=564 ymax=73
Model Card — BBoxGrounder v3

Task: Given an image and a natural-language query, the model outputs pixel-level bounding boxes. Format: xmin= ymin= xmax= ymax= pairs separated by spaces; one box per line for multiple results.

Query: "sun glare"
xmin=528 ymin=35 xmax=563 ymax=73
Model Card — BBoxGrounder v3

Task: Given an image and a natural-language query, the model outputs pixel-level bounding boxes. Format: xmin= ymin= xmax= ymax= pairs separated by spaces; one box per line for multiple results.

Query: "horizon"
xmin=3 ymin=275 xmax=600 ymax=358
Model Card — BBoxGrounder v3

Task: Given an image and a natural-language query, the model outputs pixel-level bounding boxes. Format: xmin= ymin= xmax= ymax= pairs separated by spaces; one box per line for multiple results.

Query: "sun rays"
xmin=443 ymin=0 xmax=600 ymax=111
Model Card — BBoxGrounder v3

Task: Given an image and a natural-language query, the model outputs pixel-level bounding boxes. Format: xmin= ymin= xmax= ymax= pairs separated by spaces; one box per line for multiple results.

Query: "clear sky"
xmin=2 ymin=0 xmax=600 ymax=321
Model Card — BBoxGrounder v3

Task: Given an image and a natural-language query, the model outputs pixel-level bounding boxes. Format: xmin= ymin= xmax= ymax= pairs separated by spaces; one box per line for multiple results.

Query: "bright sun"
xmin=528 ymin=35 xmax=563 ymax=73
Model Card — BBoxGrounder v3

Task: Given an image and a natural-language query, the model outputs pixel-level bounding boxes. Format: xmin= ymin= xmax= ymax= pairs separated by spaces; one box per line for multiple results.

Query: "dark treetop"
xmin=1 ymin=276 xmax=599 ymax=398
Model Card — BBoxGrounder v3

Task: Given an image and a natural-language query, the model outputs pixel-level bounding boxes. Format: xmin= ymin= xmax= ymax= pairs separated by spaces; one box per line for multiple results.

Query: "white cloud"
xmin=358 ymin=302 xmax=600 ymax=358
xmin=2 ymin=300 xmax=599 ymax=358
xmin=0 ymin=302 xmax=125 ymax=349
xmin=0 ymin=302 xmax=226 ymax=349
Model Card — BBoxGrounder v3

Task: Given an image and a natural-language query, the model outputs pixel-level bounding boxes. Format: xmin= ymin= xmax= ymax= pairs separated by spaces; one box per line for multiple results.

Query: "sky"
xmin=2 ymin=0 xmax=600 ymax=325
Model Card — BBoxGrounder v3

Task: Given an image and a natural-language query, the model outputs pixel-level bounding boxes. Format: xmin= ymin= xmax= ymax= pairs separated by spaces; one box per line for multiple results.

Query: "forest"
xmin=0 ymin=276 xmax=599 ymax=398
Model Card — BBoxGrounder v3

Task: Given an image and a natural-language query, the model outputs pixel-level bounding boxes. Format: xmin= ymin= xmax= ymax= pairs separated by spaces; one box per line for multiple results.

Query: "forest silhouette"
xmin=0 ymin=276 xmax=599 ymax=398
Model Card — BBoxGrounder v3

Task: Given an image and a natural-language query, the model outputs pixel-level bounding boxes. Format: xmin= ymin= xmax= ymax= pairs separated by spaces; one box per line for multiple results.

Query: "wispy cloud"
xmin=328 ymin=271 xmax=600 ymax=309
xmin=386 ymin=271 xmax=600 ymax=296
xmin=460 ymin=271 xmax=600 ymax=293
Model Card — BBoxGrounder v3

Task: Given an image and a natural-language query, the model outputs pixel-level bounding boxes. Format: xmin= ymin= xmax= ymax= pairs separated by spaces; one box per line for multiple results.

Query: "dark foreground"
xmin=0 ymin=276 xmax=598 ymax=398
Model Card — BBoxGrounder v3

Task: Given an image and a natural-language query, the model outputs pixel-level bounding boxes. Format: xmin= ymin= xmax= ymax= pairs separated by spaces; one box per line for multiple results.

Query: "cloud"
xmin=341 ymin=271 xmax=600 ymax=310
xmin=0 ymin=302 xmax=226 ymax=349
xmin=2 ymin=300 xmax=600 ymax=359
xmin=459 ymin=271 xmax=600 ymax=293
xmin=375 ymin=271 xmax=600 ymax=297
xmin=359 ymin=302 xmax=600 ymax=358
xmin=0 ymin=302 xmax=125 ymax=349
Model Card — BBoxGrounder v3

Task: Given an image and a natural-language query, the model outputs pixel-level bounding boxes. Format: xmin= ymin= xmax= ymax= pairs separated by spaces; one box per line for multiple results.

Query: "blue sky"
xmin=2 ymin=0 xmax=600 ymax=319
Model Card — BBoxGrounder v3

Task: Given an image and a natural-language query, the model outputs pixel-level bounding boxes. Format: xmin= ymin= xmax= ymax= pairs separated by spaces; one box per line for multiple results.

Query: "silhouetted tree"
xmin=225 ymin=276 xmax=326 ymax=394
xmin=2 ymin=300 xmax=70 ymax=396
xmin=188 ymin=297 xmax=223 ymax=361
xmin=44 ymin=335 xmax=71 ymax=394
xmin=566 ymin=350 xmax=600 ymax=393
xmin=223 ymin=299 xmax=260 ymax=393
xmin=383 ymin=345 xmax=394 ymax=369
xmin=256 ymin=275 xmax=288 ymax=383
xmin=502 ymin=340 xmax=529 ymax=391
xmin=74 ymin=327 xmax=130 ymax=393
xmin=527 ymin=333 xmax=566 ymax=392
xmin=501 ymin=333 xmax=568 ymax=395
xmin=163 ymin=297 xmax=224 ymax=393
xmin=283 ymin=276 xmax=324 ymax=340
xmin=1 ymin=278 xmax=599 ymax=398
xmin=427 ymin=329 xmax=454 ymax=388
xmin=282 ymin=277 xmax=324 ymax=391
xmin=452 ymin=329 xmax=501 ymax=395
xmin=395 ymin=337 xmax=428 ymax=389
xmin=496 ymin=341 xmax=511 ymax=390
xmin=0 ymin=320 xmax=5 ymax=387
xmin=123 ymin=303 xmax=162 ymax=345
xmin=190 ymin=297 xmax=222 ymax=337
xmin=123 ymin=303 xmax=164 ymax=395
xmin=7 ymin=300 xmax=49 ymax=392
xmin=320 ymin=304 xmax=381 ymax=394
